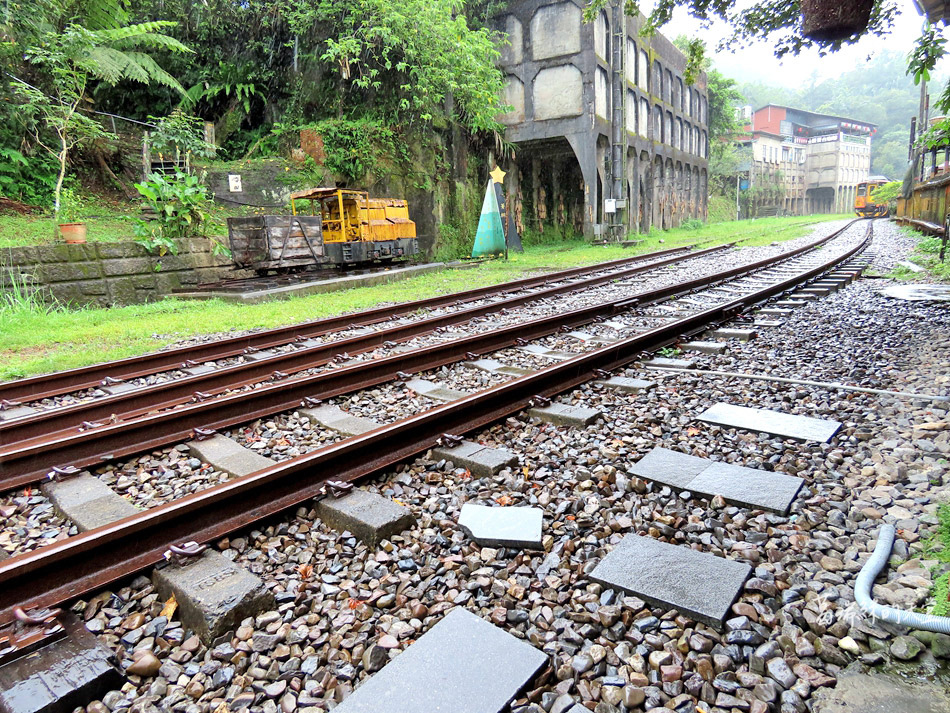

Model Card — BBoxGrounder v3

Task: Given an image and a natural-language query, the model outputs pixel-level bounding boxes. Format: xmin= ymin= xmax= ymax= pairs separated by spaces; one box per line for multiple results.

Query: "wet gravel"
xmin=0 ymin=487 xmax=75 ymax=557
xmin=21 ymin=219 xmax=950 ymax=713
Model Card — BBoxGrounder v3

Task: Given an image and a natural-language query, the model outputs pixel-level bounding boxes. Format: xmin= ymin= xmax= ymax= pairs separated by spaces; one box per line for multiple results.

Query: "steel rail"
xmin=0 ymin=222 xmax=859 ymax=489
xmin=0 ymin=225 xmax=871 ymax=625
xmin=0 ymin=245 xmax=730 ymax=443
xmin=0 ymin=246 xmax=694 ymax=404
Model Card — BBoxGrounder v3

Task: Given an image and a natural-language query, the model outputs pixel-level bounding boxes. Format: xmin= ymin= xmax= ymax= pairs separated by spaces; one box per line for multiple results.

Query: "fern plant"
xmin=12 ymin=21 xmax=190 ymax=223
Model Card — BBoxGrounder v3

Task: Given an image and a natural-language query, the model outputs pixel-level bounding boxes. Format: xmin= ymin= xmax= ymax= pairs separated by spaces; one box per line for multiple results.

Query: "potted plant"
xmin=57 ymin=186 xmax=86 ymax=243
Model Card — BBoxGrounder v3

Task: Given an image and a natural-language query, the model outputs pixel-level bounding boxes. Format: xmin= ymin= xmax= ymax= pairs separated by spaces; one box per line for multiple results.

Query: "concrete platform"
xmin=152 ymin=550 xmax=274 ymax=643
xmin=431 ymin=439 xmax=518 ymax=477
xmin=458 ymin=504 xmax=543 ymax=549
xmin=590 ymin=534 xmax=751 ymax=628
xmin=528 ymin=403 xmax=603 ymax=427
xmin=679 ymin=340 xmax=727 ymax=355
xmin=333 ymin=608 xmax=547 ymax=713
xmin=315 ymin=488 xmax=414 ymax=547
xmin=630 ymin=448 xmax=803 ymax=514
xmin=187 ymin=434 xmax=275 ymax=478
xmin=406 ymin=378 xmax=468 ymax=402
xmin=594 ymin=376 xmax=655 ymax=393
xmin=0 ymin=614 xmax=124 ymax=713
xmin=41 ymin=474 xmax=140 ymax=532
xmin=705 ymin=328 xmax=756 ymax=341
xmin=301 ymin=404 xmax=381 ymax=436
xmin=813 ymin=671 xmax=950 ymax=713
xmin=174 ymin=261 xmax=479 ymax=304
xmin=697 ymin=403 xmax=842 ymax=443
xmin=462 ymin=359 xmax=534 ymax=377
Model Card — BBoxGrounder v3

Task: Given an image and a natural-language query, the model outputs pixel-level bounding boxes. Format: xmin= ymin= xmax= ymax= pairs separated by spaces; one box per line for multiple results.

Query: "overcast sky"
xmin=653 ymin=0 xmax=948 ymax=86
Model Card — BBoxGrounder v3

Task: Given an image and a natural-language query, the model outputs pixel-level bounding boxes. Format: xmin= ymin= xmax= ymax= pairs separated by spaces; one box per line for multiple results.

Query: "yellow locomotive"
xmin=227 ymin=187 xmax=418 ymax=273
xmin=854 ymin=177 xmax=889 ymax=218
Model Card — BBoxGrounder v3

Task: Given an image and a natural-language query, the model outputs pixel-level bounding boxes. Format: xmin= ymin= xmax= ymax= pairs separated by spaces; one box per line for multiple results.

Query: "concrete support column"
xmin=566 ymin=134 xmax=599 ymax=239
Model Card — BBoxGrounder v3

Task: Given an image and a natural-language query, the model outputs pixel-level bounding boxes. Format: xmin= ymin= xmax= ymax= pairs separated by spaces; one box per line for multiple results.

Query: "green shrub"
xmin=133 ymin=171 xmax=210 ymax=255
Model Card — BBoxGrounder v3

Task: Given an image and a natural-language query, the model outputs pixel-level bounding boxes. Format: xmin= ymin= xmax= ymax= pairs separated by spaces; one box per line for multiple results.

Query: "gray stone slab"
xmin=595 ymin=376 xmax=655 ymax=393
xmin=706 ymin=328 xmax=757 ymax=341
xmin=642 ymin=357 xmax=695 ymax=369
xmin=799 ymin=287 xmax=831 ymax=296
xmin=601 ymin=320 xmax=629 ymax=331
xmin=406 ymin=378 xmax=468 ymax=402
xmin=812 ymin=671 xmax=950 ymax=713
xmin=186 ymin=434 xmax=275 ymax=477
xmin=300 ymin=404 xmax=380 ymax=436
xmin=590 ymin=534 xmax=751 ymax=628
xmin=0 ymin=614 xmax=124 ymax=713
xmin=100 ymin=381 xmax=140 ymax=396
xmin=629 ymin=447 xmax=710 ymax=489
xmin=333 ymin=608 xmax=547 ymax=713
xmin=458 ymin=503 xmax=543 ymax=549
xmin=752 ymin=320 xmax=784 ymax=327
xmin=788 ymin=292 xmax=818 ymax=300
xmin=517 ymin=345 xmax=578 ymax=360
xmin=882 ymin=283 xmax=950 ymax=302
xmin=432 ymin=440 xmax=518 ymax=477
xmin=775 ymin=300 xmax=807 ymax=308
xmin=757 ymin=308 xmax=793 ymax=316
xmin=689 ymin=462 xmax=803 ymax=514
xmin=41 ymin=474 xmax=140 ymax=532
xmin=315 ymin=488 xmax=414 ymax=548
xmin=679 ymin=340 xmax=727 ymax=355
xmin=529 ymin=403 xmax=603 ymax=427
xmin=240 ymin=349 xmax=278 ymax=362
xmin=462 ymin=358 xmax=534 ymax=377
xmin=152 ymin=550 xmax=274 ymax=643
xmin=697 ymin=403 xmax=841 ymax=443
xmin=566 ymin=331 xmax=618 ymax=344
xmin=0 ymin=405 xmax=39 ymax=421
xmin=182 ymin=363 xmax=217 ymax=376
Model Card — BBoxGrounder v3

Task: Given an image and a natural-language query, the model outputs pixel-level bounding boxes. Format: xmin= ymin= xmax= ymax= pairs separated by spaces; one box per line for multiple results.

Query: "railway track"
xmin=0 ymin=245 xmax=698 ymax=406
xmin=0 ymin=218 xmax=869 ymax=627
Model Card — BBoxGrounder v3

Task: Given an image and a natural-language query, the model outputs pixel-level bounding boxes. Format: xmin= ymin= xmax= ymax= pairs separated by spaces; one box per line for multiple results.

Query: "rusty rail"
xmin=0 ymin=246 xmax=694 ymax=404
xmin=0 ymin=223 xmax=870 ymax=625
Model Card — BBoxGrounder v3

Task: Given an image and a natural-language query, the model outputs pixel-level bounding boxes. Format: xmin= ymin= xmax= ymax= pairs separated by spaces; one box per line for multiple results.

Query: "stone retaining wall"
xmin=0 ymin=238 xmax=241 ymax=307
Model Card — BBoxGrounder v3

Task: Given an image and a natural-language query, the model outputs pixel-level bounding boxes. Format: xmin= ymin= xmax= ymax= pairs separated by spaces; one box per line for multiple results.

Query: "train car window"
xmin=857 ymin=185 xmax=866 ymax=196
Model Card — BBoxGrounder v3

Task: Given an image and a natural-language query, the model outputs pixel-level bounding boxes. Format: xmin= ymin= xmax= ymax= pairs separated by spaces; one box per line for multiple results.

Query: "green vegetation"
xmin=890 ymin=226 xmax=950 ymax=281
xmin=922 ymin=504 xmax=950 ymax=617
xmin=0 ymin=214 xmax=841 ymax=381
xmin=133 ymin=170 xmax=212 ymax=254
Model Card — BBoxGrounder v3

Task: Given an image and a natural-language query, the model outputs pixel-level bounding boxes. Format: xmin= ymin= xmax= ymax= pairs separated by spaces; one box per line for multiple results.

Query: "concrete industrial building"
xmin=492 ymin=0 xmax=709 ymax=239
xmin=739 ymin=105 xmax=875 ymax=215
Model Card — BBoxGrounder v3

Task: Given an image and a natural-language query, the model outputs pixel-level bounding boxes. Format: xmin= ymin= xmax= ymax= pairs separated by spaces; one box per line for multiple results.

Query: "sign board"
xmin=604 ymin=199 xmax=617 ymax=214
xmin=228 ymin=174 xmax=243 ymax=193
xmin=739 ymin=179 xmax=749 ymax=191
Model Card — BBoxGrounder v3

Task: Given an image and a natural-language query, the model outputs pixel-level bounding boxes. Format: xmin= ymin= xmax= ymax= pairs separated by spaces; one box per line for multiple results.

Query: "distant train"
xmin=854 ymin=177 xmax=889 ymax=218
xmin=227 ymin=187 xmax=419 ymax=274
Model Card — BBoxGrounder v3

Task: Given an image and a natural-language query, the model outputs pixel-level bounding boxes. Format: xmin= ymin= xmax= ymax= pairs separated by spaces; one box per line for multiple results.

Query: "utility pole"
xmin=608 ymin=0 xmax=626 ymax=241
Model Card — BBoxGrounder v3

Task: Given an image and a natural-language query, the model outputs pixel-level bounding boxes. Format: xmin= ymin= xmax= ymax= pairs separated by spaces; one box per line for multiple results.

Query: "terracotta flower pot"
xmin=59 ymin=222 xmax=87 ymax=244
xmin=801 ymin=0 xmax=874 ymax=42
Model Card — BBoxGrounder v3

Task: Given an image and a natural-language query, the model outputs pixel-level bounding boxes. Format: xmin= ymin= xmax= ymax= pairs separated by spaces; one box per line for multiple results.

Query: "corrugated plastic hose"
xmin=855 ymin=524 xmax=950 ymax=634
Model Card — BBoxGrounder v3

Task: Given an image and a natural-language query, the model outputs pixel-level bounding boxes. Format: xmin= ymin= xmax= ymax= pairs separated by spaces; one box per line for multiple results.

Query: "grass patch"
xmin=1 ymin=214 xmax=848 ymax=381
xmin=921 ymin=503 xmax=950 ymax=617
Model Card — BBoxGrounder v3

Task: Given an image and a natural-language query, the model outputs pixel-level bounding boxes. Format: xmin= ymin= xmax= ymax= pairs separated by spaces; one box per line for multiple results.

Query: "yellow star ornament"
xmin=490 ymin=166 xmax=507 ymax=184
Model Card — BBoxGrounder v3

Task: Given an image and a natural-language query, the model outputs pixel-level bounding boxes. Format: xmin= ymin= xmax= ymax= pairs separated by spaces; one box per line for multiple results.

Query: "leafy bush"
xmin=133 ymin=171 xmax=210 ymax=255
xmin=679 ymin=218 xmax=704 ymax=230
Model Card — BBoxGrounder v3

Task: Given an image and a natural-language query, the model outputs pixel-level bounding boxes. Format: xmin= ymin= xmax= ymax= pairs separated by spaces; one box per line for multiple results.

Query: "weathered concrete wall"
xmin=0 ymin=239 xmax=240 ymax=308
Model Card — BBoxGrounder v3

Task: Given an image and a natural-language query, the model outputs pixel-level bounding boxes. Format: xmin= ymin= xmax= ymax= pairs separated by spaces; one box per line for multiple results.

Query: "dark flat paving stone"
xmin=182 ymin=364 xmax=217 ymax=376
xmin=187 ymin=434 xmax=275 ymax=477
xmin=300 ymin=404 xmax=380 ymax=436
xmin=697 ymin=403 xmax=841 ymax=443
xmin=595 ymin=376 xmax=655 ymax=393
xmin=528 ymin=403 xmax=602 ymax=427
xmin=679 ymin=340 xmax=727 ymax=355
xmin=334 ymin=608 xmax=547 ymax=713
xmin=99 ymin=382 xmax=140 ymax=396
xmin=706 ymin=328 xmax=756 ymax=341
xmin=0 ymin=614 xmax=124 ymax=713
xmin=632 ymin=447 xmax=803 ymax=513
xmin=689 ymin=462 xmax=803 ymax=514
xmin=458 ymin=503 xmax=543 ymax=549
xmin=315 ymin=488 xmax=414 ymax=548
xmin=152 ymin=550 xmax=274 ymax=643
xmin=406 ymin=378 xmax=468 ymax=402
xmin=432 ymin=440 xmax=518 ymax=477
xmin=590 ymin=534 xmax=751 ymax=628
xmin=41 ymin=474 xmax=140 ymax=532
xmin=629 ymin=447 xmax=709 ymax=489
